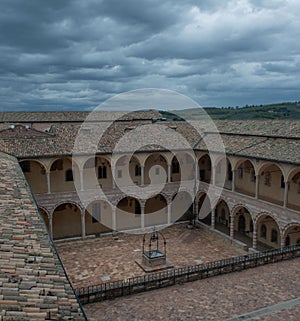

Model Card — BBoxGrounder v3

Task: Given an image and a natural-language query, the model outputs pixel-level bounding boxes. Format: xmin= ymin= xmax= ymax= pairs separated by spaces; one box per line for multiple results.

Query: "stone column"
xmin=195 ymin=160 xmax=199 ymax=181
xmin=46 ymin=171 xmax=51 ymax=194
xmin=81 ymin=209 xmax=86 ymax=239
xmin=252 ymin=224 xmax=257 ymax=250
xmin=79 ymin=169 xmax=84 ymax=191
xmin=141 ymin=166 xmax=145 ymax=185
xmin=167 ymin=202 xmax=171 ymax=225
xmin=211 ymin=208 xmax=216 ymax=229
xmin=112 ymin=206 xmax=116 ymax=231
xmin=280 ymin=234 xmax=285 ymax=248
xmin=49 ymin=213 xmax=53 ymax=239
xmin=112 ymin=171 xmax=116 ymax=189
xmin=167 ymin=164 xmax=171 ymax=183
xmin=230 ymin=214 xmax=234 ymax=239
xmin=284 ymin=181 xmax=289 ymax=208
xmin=141 ymin=205 xmax=145 ymax=229
xmin=255 ymin=175 xmax=260 ymax=199
xmin=212 ymin=165 xmax=216 ymax=186
xmin=232 ymin=170 xmax=236 ymax=192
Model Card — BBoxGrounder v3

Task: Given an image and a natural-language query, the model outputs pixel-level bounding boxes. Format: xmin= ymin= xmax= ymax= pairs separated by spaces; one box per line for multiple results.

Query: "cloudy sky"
xmin=1 ymin=0 xmax=300 ymax=111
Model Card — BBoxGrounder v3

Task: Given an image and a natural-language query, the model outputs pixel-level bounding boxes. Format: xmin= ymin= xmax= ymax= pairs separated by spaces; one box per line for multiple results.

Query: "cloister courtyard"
xmin=55 ymin=223 xmax=247 ymax=289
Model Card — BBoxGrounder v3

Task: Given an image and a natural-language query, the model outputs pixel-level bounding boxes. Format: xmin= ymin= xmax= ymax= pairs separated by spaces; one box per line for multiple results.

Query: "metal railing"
xmin=75 ymin=244 xmax=300 ymax=305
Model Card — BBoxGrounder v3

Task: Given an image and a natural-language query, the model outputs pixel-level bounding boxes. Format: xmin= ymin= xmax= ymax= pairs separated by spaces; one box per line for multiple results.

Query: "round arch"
xmin=19 ymin=159 xmax=48 ymax=194
xmin=116 ymin=196 xmax=142 ymax=231
xmin=85 ymin=199 xmax=113 ymax=235
xmin=282 ymin=223 xmax=300 ymax=246
xmin=214 ymin=199 xmax=231 ymax=235
xmin=52 ymin=202 xmax=82 ymax=240
xmin=144 ymin=153 xmax=168 ymax=185
xmin=255 ymin=213 xmax=281 ymax=249
xmin=257 ymin=163 xmax=285 ymax=206
xmin=198 ymin=154 xmax=212 ymax=183
xmin=171 ymin=191 xmax=193 ymax=223
xmin=144 ymin=194 xmax=168 ymax=227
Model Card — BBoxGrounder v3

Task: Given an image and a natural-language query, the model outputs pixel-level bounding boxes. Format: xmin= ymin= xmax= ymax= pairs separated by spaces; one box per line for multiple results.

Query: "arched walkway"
xmin=214 ymin=200 xmax=230 ymax=235
xmin=197 ymin=193 xmax=212 ymax=225
xmin=233 ymin=206 xmax=254 ymax=247
xmin=85 ymin=200 xmax=113 ymax=235
xmin=116 ymin=196 xmax=141 ymax=230
xmin=83 ymin=156 xmax=112 ymax=190
xmin=144 ymin=194 xmax=168 ymax=227
xmin=283 ymin=224 xmax=300 ymax=246
xmin=20 ymin=160 xmax=47 ymax=193
xmin=144 ymin=153 xmax=168 ymax=185
xmin=258 ymin=164 xmax=284 ymax=206
xmin=129 ymin=156 xmax=142 ymax=186
xmin=256 ymin=214 xmax=281 ymax=249
xmin=171 ymin=191 xmax=193 ymax=223
xmin=198 ymin=154 xmax=211 ymax=183
xmin=50 ymin=158 xmax=80 ymax=192
xmin=287 ymin=170 xmax=300 ymax=211
xmin=234 ymin=160 xmax=256 ymax=197
xmin=215 ymin=157 xmax=232 ymax=190
xmin=52 ymin=202 xmax=82 ymax=240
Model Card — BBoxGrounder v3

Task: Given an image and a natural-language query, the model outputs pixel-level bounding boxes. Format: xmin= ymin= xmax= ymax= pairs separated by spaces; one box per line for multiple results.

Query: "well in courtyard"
xmin=55 ymin=224 xmax=247 ymax=288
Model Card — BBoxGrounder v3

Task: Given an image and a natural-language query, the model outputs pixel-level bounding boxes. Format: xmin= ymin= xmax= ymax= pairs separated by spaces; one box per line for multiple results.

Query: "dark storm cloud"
xmin=0 ymin=0 xmax=299 ymax=111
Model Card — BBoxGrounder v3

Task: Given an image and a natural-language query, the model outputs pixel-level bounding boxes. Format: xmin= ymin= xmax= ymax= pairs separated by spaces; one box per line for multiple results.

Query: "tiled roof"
xmin=0 ymin=152 xmax=86 ymax=320
xmin=0 ymin=116 xmax=299 ymax=165
xmin=0 ymin=110 xmax=162 ymax=123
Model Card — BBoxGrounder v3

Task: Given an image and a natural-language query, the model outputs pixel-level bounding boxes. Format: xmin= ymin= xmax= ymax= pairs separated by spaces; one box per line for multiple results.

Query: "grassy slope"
xmin=161 ymin=102 xmax=300 ymax=120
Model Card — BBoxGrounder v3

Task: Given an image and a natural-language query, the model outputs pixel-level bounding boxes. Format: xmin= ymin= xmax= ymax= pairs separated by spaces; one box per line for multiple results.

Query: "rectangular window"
xmin=92 ymin=203 xmax=101 ymax=223
xmin=98 ymin=165 xmax=107 ymax=179
xmin=117 ymin=169 xmax=122 ymax=178
xmin=155 ymin=167 xmax=160 ymax=175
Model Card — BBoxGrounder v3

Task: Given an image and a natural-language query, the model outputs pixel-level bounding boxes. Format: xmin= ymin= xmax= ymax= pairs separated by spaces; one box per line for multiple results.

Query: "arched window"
xmin=135 ymin=164 xmax=141 ymax=176
xmin=65 ymin=169 xmax=73 ymax=181
xmin=260 ymin=224 xmax=267 ymax=239
xmin=238 ymin=166 xmax=243 ymax=179
xmin=172 ymin=159 xmax=180 ymax=174
xmin=250 ymin=170 xmax=256 ymax=182
xmin=271 ymin=229 xmax=278 ymax=243
xmin=238 ymin=215 xmax=246 ymax=232
xmin=285 ymin=235 xmax=290 ymax=246
xmin=98 ymin=165 xmax=107 ymax=179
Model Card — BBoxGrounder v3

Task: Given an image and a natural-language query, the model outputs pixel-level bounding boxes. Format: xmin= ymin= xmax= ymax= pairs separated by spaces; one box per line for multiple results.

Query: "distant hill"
xmin=160 ymin=101 xmax=300 ymax=120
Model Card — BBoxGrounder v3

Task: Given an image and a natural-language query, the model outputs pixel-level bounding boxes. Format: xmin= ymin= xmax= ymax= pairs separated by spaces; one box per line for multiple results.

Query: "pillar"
xmin=211 ymin=208 xmax=216 ymax=229
xmin=81 ymin=209 xmax=86 ymax=239
xmin=49 ymin=213 xmax=53 ymax=239
xmin=141 ymin=166 xmax=145 ymax=185
xmin=112 ymin=206 xmax=116 ymax=231
xmin=252 ymin=224 xmax=257 ymax=250
xmin=141 ymin=205 xmax=145 ymax=229
xmin=212 ymin=165 xmax=216 ymax=186
xmin=79 ymin=169 xmax=84 ymax=191
xmin=255 ymin=175 xmax=260 ymax=199
xmin=46 ymin=171 xmax=51 ymax=194
xmin=167 ymin=164 xmax=171 ymax=183
xmin=230 ymin=214 xmax=234 ymax=239
xmin=284 ymin=181 xmax=289 ymax=208
xmin=232 ymin=170 xmax=236 ymax=192
xmin=167 ymin=203 xmax=171 ymax=225
xmin=280 ymin=233 xmax=286 ymax=248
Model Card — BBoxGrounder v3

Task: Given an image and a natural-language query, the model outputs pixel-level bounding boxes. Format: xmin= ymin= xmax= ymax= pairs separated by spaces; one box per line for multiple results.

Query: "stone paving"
xmin=55 ymin=224 xmax=247 ymax=288
xmin=84 ymin=257 xmax=300 ymax=321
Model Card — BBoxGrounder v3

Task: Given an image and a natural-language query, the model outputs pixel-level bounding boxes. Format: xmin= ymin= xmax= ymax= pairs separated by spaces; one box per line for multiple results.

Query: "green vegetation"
xmin=160 ymin=101 xmax=300 ymax=120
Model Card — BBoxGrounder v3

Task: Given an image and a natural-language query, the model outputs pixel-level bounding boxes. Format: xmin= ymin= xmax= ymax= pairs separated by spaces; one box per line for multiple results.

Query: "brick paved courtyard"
xmin=84 ymin=258 xmax=300 ymax=321
xmin=55 ymin=224 xmax=246 ymax=288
